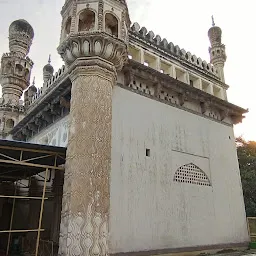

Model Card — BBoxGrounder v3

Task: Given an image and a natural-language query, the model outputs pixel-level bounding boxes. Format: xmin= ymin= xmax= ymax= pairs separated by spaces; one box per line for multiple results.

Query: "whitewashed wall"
xmin=110 ymin=87 xmax=248 ymax=253
xmin=29 ymin=115 xmax=69 ymax=147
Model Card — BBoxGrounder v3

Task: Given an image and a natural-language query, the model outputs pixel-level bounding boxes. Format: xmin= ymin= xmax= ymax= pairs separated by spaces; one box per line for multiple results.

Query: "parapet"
xmin=26 ymin=65 xmax=66 ymax=108
xmin=129 ymin=22 xmax=219 ymax=78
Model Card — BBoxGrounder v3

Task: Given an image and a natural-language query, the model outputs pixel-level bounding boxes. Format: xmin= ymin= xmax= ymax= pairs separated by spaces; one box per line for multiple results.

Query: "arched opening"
xmin=65 ymin=17 xmax=72 ymax=37
xmin=5 ymin=119 xmax=14 ymax=130
xmin=24 ymin=68 xmax=30 ymax=80
xmin=78 ymin=9 xmax=95 ymax=32
xmin=15 ymin=64 xmax=23 ymax=76
xmin=105 ymin=13 xmax=118 ymax=37
xmin=4 ymin=62 xmax=12 ymax=74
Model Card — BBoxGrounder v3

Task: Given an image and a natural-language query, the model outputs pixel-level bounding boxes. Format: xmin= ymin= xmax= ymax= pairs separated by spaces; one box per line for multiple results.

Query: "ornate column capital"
xmin=69 ymin=57 xmax=117 ymax=85
xmin=58 ymin=33 xmax=128 ymax=71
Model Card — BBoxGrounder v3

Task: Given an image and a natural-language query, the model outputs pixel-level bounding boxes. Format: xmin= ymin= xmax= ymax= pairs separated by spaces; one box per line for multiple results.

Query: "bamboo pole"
xmin=6 ymin=183 xmax=17 ymax=256
xmin=35 ymin=168 xmax=48 ymax=256
xmin=0 ymin=195 xmax=48 ymax=200
xmin=0 ymin=229 xmax=44 ymax=233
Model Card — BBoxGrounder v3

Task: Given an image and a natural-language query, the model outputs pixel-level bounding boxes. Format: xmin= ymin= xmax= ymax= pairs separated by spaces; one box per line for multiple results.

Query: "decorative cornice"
xmin=11 ymin=59 xmax=247 ymax=140
xmin=124 ymin=60 xmax=247 ymax=125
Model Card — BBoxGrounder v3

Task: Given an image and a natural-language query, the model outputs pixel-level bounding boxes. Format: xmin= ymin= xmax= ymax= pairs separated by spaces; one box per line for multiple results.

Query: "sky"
xmin=0 ymin=0 xmax=255 ymax=141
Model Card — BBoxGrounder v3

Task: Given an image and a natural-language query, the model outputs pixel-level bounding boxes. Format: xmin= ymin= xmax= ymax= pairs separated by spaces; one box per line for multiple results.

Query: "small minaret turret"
xmin=1 ymin=19 xmax=34 ymax=106
xmin=208 ymin=16 xmax=227 ymax=83
xmin=43 ymin=55 xmax=54 ymax=84
xmin=0 ymin=19 xmax=34 ymax=138
xmin=24 ymin=77 xmax=37 ymax=107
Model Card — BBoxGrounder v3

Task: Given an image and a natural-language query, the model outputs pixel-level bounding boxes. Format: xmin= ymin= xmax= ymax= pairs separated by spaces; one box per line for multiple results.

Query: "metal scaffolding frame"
xmin=0 ymin=139 xmax=66 ymax=256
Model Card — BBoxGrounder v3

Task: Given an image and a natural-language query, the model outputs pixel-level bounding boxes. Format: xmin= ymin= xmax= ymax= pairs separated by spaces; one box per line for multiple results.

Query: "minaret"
xmin=208 ymin=16 xmax=227 ymax=82
xmin=57 ymin=0 xmax=130 ymax=255
xmin=0 ymin=19 xmax=34 ymax=138
xmin=43 ymin=55 xmax=54 ymax=84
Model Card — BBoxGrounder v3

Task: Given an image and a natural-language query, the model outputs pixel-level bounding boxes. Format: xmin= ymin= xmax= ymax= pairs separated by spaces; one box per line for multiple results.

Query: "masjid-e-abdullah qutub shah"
xmin=0 ymin=0 xmax=250 ymax=255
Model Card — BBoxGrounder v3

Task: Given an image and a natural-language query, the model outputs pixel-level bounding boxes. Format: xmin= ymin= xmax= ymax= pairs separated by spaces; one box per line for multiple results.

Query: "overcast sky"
xmin=0 ymin=0 xmax=255 ymax=141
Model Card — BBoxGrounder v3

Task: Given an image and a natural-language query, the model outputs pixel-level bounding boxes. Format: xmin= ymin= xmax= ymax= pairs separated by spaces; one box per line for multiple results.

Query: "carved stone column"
xmin=58 ymin=59 xmax=116 ymax=256
xmin=57 ymin=0 xmax=130 ymax=252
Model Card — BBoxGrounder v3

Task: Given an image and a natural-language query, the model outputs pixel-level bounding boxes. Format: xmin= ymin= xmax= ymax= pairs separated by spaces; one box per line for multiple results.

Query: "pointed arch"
xmin=5 ymin=119 xmax=15 ymax=130
xmin=174 ymin=163 xmax=211 ymax=186
xmin=78 ymin=9 xmax=96 ymax=32
xmin=65 ymin=17 xmax=72 ymax=37
xmin=105 ymin=13 xmax=118 ymax=37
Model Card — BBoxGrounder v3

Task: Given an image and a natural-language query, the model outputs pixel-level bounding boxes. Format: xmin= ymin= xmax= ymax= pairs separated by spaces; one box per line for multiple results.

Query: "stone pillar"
xmin=58 ymin=59 xmax=116 ymax=256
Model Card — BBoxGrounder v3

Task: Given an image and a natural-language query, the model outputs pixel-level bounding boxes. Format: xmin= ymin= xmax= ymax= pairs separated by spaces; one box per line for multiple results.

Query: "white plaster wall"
xmin=29 ymin=115 xmax=69 ymax=147
xmin=110 ymin=87 xmax=249 ymax=253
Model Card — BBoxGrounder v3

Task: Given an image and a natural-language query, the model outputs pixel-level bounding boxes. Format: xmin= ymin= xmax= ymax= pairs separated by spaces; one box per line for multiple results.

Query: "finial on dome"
xmin=211 ymin=15 xmax=215 ymax=27
xmin=32 ymin=76 xmax=35 ymax=86
xmin=48 ymin=54 xmax=51 ymax=64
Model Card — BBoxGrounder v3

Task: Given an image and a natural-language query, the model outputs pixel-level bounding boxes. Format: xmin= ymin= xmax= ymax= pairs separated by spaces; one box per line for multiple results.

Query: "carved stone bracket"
xmin=27 ymin=122 xmax=38 ymax=133
xmin=219 ymin=108 xmax=229 ymax=121
xmin=41 ymin=111 xmax=53 ymax=124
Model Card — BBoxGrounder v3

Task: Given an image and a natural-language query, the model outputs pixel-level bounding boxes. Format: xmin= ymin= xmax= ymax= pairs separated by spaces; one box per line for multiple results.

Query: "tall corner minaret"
xmin=57 ymin=0 xmax=130 ymax=255
xmin=0 ymin=19 xmax=34 ymax=138
xmin=208 ymin=16 xmax=227 ymax=83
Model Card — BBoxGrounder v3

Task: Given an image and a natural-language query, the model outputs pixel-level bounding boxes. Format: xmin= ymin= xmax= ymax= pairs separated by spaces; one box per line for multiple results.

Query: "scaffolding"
xmin=0 ymin=139 xmax=66 ymax=256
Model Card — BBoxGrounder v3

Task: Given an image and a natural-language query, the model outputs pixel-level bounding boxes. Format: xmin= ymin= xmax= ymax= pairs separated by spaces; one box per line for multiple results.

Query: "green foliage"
xmin=237 ymin=137 xmax=256 ymax=217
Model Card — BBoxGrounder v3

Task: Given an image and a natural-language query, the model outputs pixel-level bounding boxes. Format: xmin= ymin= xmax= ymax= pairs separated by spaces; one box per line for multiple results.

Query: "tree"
xmin=237 ymin=137 xmax=256 ymax=217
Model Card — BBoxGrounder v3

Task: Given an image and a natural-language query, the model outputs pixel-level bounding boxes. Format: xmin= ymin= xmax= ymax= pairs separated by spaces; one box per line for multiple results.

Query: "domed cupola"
xmin=9 ymin=19 xmax=34 ymax=57
xmin=208 ymin=17 xmax=222 ymax=47
xmin=43 ymin=55 xmax=54 ymax=83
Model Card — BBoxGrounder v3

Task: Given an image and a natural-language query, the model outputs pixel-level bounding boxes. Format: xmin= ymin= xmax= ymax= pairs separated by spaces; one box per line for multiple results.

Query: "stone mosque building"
xmin=0 ymin=0 xmax=250 ymax=255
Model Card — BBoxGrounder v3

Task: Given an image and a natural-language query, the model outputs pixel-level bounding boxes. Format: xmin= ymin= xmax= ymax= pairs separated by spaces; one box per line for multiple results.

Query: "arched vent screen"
xmin=174 ymin=163 xmax=211 ymax=186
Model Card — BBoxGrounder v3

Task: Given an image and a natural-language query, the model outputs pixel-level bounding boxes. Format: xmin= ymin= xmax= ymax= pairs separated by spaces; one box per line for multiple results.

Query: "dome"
xmin=43 ymin=55 xmax=54 ymax=74
xmin=28 ymin=84 xmax=37 ymax=93
xmin=9 ymin=19 xmax=34 ymax=39
xmin=208 ymin=26 xmax=222 ymax=46
xmin=43 ymin=63 xmax=54 ymax=74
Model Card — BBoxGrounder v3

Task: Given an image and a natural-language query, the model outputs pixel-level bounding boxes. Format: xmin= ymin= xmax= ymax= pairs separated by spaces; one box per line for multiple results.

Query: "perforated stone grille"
xmin=174 ymin=163 xmax=211 ymax=186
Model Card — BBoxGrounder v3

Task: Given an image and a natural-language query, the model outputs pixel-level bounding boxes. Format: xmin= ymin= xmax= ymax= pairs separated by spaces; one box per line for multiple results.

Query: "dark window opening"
xmin=105 ymin=13 xmax=118 ymax=37
xmin=78 ymin=10 xmax=95 ymax=32
xmin=146 ymin=148 xmax=150 ymax=157
xmin=65 ymin=17 xmax=72 ymax=37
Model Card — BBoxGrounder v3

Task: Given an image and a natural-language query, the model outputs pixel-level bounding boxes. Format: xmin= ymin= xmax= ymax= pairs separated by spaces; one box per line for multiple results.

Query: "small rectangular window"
xmin=146 ymin=149 xmax=150 ymax=157
xmin=190 ymin=80 xmax=194 ymax=86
